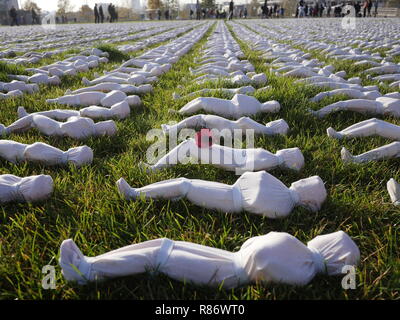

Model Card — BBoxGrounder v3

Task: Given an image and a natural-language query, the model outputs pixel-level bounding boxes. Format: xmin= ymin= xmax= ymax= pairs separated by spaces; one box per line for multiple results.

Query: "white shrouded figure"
xmin=46 ymin=90 xmax=141 ymax=108
xmin=0 ymin=174 xmax=53 ymax=203
xmin=65 ymin=82 xmax=153 ymax=95
xmin=387 ymin=178 xmax=400 ymax=206
xmin=0 ymin=115 xmax=117 ymax=140
xmin=326 ymin=118 xmax=400 ymax=163
xmin=9 ymin=73 xmax=61 ymax=85
xmin=0 ymin=90 xmax=23 ymax=100
xmin=144 ymin=138 xmax=304 ymax=172
xmin=82 ymin=74 xmax=153 ymax=86
xmin=0 ymin=140 xmax=93 ymax=166
xmin=327 ymin=118 xmax=400 ymax=141
xmin=116 ymin=171 xmax=327 ymax=218
xmin=59 ymin=230 xmax=359 ymax=287
xmin=161 ymin=115 xmax=289 ymax=136
xmin=178 ymin=94 xmax=280 ymax=119
xmin=340 ymin=142 xmax=400 ymax=164
xmin=172 ymin=86 xmax=256 ymax=100
xmin=310 ymin=88 xmax=382 ymax=102
xmin=18 ymin=100 xmax=131 ymax=120
xmin=0 ymin=80 xmax=39 ymax=94
xmin=310 ymin=97 xmax=400 ymax=118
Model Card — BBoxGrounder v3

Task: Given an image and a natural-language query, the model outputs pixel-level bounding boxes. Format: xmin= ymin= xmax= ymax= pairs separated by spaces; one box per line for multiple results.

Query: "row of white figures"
xmin=78 ymin=24 xmax=211 ymax=96
xmin=0 ymin=48 xmax=110 ymax=101
xmin=171 ymin=23 xmax=274 ymax=118
xmin=59 ymin=230 xmax=360 ymax=287
xmin=117 ymin=23 xmax=200 ymax=54
xmin=189 ymin=22 xmax=267 ymax=86
xmin=0 ymin=22 xmax=173 ymax=58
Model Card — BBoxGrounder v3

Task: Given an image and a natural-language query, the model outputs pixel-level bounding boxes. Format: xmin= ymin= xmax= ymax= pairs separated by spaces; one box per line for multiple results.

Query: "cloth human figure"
xmin=161 ymin=115 xmax=289 ymax=136
xmin=0 ymin=174 xmax=53 ymax=203
xmin=310 ymin=96 xmax=400 ymax=118
xmin=65 ymin=83 xmax=152 ymax=95
xmin=9 ymin=73 xmax=61 ymax=85
xmin=46 ymin=90 xmax=141 ymax=108
xmin=0 ymin=114 xmax=117 ymax=140
xmin=18 ymin=99 xmax=131 ymax=120
xmin=0 ymin=80 xmax=38 ymax=94
xmin=310 ymin=88 xmax=381 ymax=102
xmin=177 ymin=94 xmax=280 ymax=119
xmin=172 ymin=86 xmax=256 ymax=100
xmin=59 ymin=230 xmax=359 ymax=288
xmin=117 ymin=171 xmax=327 ymax=218
xmin=144 ymin=137 xmax=304 ymax=172
xmin=0 ymin=140 xmax=93 ymax=166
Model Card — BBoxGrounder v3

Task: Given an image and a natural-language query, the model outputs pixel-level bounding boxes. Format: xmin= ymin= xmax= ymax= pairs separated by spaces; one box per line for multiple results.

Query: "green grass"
xmin=0 ymin=21 xmax=399 ymax=300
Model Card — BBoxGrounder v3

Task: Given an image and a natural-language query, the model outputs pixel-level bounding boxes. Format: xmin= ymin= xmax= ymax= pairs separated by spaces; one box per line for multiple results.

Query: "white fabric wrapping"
xmin=341 ymin=142 xmax=400 ymax=164
xmin=59 ymin=230 xmax=359 ymax=287
xmin=116 ymin=171 xmax=326 ymax=218
xmin=387 ymin=178 xmax=400 ymax=206
xmin=1 ymin=115 xmax=117 ymax=140
xmin=161 ymin=115 xmax=289 ymax=136
xmin=18 ymin=100 xmax=132 ymax=120
xmin=311 ymin=97 xmax=400 ymax=118
xmin=0 ymin=140 xmax=93 ymax=166
xmin=46 ymin=90 xmax=138 ymax=108
xmin=178 ymin=94 xmax=280 ymax=119
xmin=146 ymin=138 xmax=304 ymax=172
xmin=67 ymin=83 xmax=153 ymax=95
xmin=0 ymin=174 xmax=53 ymax=203
xmin=327 ymin=118 xmax=400 ymax=141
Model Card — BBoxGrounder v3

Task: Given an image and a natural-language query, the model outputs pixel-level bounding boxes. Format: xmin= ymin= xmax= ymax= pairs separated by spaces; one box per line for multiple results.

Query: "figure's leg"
xmin=161 ymin=115 xmax=205 ymax=134
xmin=341 ymin=141 xmax=400 ymax=163
xmin=117 ymin=176 xmax=238 ymax=212
xmin=311 ymin=99 xmax=381 ymax=118
xmin=328 ymin=119 xmax=400 ymax=140
xmin=18 ymin=107 xmax=79 ymax=120
xmin=59 ymin=238 xmax=163 ymax=283
xmin=117 ymin=177 xmax=191 ymax=200
xmin=4 ymin=115 xmax=35 ymax=133
xmin=146 ymin=140 xmax=194 ymax=171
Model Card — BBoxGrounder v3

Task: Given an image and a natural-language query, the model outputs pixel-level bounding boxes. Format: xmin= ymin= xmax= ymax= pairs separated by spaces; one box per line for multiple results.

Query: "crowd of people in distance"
xmin=296 ymin=0 xmax=380 ymax=18
xmin=94 ymin=3 xmax=119 ymax=23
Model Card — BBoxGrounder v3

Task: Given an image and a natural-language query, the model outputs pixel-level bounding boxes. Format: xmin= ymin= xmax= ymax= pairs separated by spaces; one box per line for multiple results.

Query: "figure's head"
xmin=20 ymin=175 xmax=54 ymax=202
xmin=290 ymin=176 xmax=327 ymax=211
xmin=276 ymin=147 xmax=305 ymax=171
xmin=66 ymin=146 xmax=93 ymax=167
xmin=307 ymin=231 xmax=360 ymax=276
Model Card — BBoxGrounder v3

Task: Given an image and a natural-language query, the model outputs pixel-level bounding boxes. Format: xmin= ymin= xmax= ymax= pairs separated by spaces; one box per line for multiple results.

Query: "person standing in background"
xmin=94 ymin=4 xmax=99 ymax=23
xmin=196 ymin=0 xmax=201 ymax=20
xmin=99 ymin=5 xmax=104 ymax=23
xmin=9 ymin=6 xmax=19 ymax=26
xmin=228 ymin=0 xmax=234 ymax=20
xmin=373 ymin=0 xmax=378 ymax=17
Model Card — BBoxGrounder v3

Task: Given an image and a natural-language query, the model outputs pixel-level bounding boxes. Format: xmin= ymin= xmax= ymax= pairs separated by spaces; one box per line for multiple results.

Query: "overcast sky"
xmin=18 ymin=0 xmax=251 ymax=12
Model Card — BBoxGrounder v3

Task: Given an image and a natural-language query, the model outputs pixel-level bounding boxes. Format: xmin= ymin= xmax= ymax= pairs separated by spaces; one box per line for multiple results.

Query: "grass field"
xmin=0 ymin=20 xmax=399 ymax=300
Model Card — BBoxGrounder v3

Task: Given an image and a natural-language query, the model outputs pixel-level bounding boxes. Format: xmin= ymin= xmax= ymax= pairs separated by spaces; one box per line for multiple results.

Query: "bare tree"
xmin=23 ymin=0 xmax=41 ymax=13
xmin=57 ymin=0 xmax=74 ymax=15
xmin=148 ymin=0 xmax=163 ymax=10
